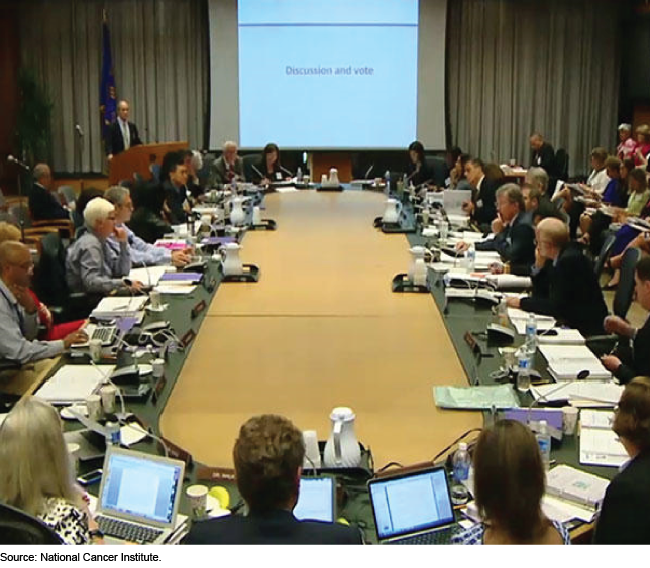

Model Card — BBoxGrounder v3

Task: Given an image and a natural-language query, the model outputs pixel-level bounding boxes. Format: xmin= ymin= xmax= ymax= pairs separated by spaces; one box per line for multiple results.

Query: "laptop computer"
xmin=293 ymin=476 xmax=336 ymax=523
xmin=94 ymin=446 xmax=186 ymax=544
xmin=368 ymin=466 xmax=459 ymax=544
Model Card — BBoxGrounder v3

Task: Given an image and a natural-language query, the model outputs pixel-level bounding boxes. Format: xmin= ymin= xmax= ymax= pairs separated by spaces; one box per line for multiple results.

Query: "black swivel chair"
xmin=425 ymin=155 xmax=449 ymax=187
xmin=594 ymin=233 xmax=617 ymax=281
xmin=242 ymin=154 xmax=260 ymax=183
xmin=0 ymin=503 xmax=62 ymax=545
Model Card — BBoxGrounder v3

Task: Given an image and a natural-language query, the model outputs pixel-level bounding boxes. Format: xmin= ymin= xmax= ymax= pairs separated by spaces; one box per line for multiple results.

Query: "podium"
xmin=108 ymin=142 xmax=189 ymax=185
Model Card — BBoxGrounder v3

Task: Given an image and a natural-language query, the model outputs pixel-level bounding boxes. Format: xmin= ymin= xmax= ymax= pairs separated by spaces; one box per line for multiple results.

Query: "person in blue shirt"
xmin=452 ymin=420 xmax=570 ymax=545
xmin=103 ymin=185 xmax=191 ymax=268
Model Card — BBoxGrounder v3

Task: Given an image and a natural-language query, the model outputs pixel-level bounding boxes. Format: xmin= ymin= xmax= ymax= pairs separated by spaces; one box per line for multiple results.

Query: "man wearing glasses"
xmin=0 ymin=241 xmax=87 ymax=364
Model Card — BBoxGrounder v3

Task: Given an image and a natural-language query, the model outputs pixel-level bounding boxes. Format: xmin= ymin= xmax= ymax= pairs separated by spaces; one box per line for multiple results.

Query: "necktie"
xmin=122 ymin=120 xmax=130 ymax=150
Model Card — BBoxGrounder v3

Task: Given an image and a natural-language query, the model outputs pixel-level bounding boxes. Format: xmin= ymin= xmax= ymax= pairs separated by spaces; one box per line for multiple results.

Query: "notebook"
xmin=95 ymin=446 xmax=186 ymax=544
xmin=35 ymin=365 xmax=113 ymax=404
xmin=293 ymin=476 xmax=335 ymax=523
xmin=91 ymin=296 xmax=148 ymax=318
xmin=368 ymin=467 xmax=458 ymax=544
xmin=579 ymin=409 xmax=628 ymax=467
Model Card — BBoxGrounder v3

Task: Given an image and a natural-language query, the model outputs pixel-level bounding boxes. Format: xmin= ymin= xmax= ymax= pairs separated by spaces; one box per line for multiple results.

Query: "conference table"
xmin=4 ymin=185 xmax=619 ymax=543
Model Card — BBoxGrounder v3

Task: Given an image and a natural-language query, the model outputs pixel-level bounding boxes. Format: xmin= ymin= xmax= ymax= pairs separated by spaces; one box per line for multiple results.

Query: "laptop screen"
xmin=99 ymin=451 xmax=183 ymax=525
xmin=369 ymin=468 xmax=454 ymax=540
xmin=293 ymin=477 xmax=335 ymax=523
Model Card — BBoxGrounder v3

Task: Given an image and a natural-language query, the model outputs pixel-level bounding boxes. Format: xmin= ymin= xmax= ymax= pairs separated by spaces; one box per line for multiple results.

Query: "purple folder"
xmin=201 ymin=236 xmax=236 ymax=246
xmin=159 ymin=272 xmax=203 ymax=283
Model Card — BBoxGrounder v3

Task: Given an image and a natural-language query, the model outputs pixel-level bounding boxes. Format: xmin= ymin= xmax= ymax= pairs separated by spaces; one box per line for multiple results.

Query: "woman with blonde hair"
xmin=0 ymin=396 xmax=103 ymax=544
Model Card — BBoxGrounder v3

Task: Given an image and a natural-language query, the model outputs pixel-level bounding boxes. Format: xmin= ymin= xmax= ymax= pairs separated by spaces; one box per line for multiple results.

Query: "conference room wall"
xmin=447 ymin=0 xmax=621 ymax=176
xmin=0 ymin=4 xmax=20 ymax=191
xmin=18 ymin=0 xmax=208 ymax=174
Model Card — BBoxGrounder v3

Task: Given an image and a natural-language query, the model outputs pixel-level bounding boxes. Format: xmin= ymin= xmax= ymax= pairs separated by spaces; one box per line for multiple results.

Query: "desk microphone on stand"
xmin=6 ymin=155 xmax=30 ymax=241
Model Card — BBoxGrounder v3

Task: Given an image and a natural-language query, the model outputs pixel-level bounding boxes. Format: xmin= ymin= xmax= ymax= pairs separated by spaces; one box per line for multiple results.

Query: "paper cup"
xmin=509 ymin=158 xmax=516 ymax=167
xmin=89 ymin=339 xmax=103 ymax=363
xmin=252 ymin=206 xmax=262 ymax=225
xmin=100 ymin=385 xmax=117 ymax=415
xmin=67 ymin=443 xmax=80 ymax=474
xmin=86 ymin=394 xmax=102 ymax=422
xmin=151 ymin=358 xmax=165 ymax=379
xmin=186 ymin=485 xmax=208 ymax=519
xmin=421 ymin=209 xmax=430 ymax=226
xmin=149 ymin=290 xmax=161 ymax=309
xmin=563 ymin=406 xmax=579 ymax=435
xmin=303 ymin=430 xmax=321 ymax=469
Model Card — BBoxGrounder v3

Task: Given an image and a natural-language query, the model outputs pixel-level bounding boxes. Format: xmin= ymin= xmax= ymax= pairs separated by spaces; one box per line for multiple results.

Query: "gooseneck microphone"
xmin=279 ymin=165 xmax=293 ymax=177
xmin=75 ymin=124 xmax=84 ymax=137
xmin=7 ymin=155 xmax=30 ymax=171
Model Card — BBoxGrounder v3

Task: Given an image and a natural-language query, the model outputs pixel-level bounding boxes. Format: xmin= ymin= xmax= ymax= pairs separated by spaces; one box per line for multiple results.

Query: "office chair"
xmin=7 ymin=203 xmax=31 ymax=228
xmin=554 ymin=149 xmax=569 ymax=181
xmin=594 ymin=233 xmax=617 ymax=280
xmin=424 ymin=155 xmax=449 ymax=187
xmin=242 ymin=154 xmax=260 ymax=183
xmin=0 ymin=503 xmax=62 ymax=545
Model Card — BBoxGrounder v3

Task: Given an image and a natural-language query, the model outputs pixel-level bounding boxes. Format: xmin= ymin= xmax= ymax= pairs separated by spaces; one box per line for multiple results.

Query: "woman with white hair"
xmin=617 ymin=124 xmax=637 ymax=161
xmin=0 ymin=397 xmax=104 ymax=544
xmin=65 ymin=197 xmax=143 ymax=294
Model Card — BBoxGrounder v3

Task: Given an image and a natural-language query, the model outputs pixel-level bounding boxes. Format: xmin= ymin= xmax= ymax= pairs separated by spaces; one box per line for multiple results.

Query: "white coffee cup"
xmin=321 ymin=174 xmax=328 ymax=184
xmin=303 ymin=430 xmax=321 ymax=469
xmin=149 ymin=290 xmax=161 ymax=309
xmin=89 ymin=339 xmax=103 ymax=363
xmin=100 ymin=385 xmax=117 ymax=414
xmin=421 ymin=209 xmax=430 ymax=226
xmin=151 ymin=358 xmax=165 ymax=379
xmin=252 ymin=206 xmax=262 ymax=226
xmin=563 ymin=406 xmax=579 ymax=436
xmin=509 ymin=158 xmax=516 ymax=167
xmin=186 ymin=485 xmax=208 ymax=519
xmin=86 ymin=394 xmax=102 ymax=422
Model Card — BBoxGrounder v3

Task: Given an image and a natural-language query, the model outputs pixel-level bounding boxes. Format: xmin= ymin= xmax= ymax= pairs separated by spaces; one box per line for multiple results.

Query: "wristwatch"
xmin=89 ymin=528 xmax=104 ymax=540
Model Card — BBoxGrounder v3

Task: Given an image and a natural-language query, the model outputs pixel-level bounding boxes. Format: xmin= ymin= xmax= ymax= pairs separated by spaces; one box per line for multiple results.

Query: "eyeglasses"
xmin=10 ymin=261 xmax=34 ymax=270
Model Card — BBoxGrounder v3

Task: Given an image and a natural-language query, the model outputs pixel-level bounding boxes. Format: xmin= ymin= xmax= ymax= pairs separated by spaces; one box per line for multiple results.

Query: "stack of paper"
xmin=531 ymin=382 xmax=623 ymax=406
xmin=539 ymin=344 xmax=611 ymax=381
xmin=485 ymin=274 xmax=533 ymax=290
xmin=538 ymin=328 xmax=585 ymax=346
xmin=128 ymin=265 xmax=169 ymax=287
xmin=154 ymin=240 xmax=189 ymax=250
xmin=507 ymin=308 xmax=555 ymax=334
xmin=91 ymin=296 xmax=148 ymax=318
xmin=546 ymin=464 xmax=610 ymax=510
xmin=433 ymin=384 xmax=520 ymax=409
xmin=580 ymin=409 xmax=628 ymax=467
xmin=35 ymin=365 xmax=114 ymax=404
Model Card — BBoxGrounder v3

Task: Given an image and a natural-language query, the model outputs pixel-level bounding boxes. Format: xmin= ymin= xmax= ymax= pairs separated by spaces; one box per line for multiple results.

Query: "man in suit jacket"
xmin=462 ymin=158 xmax=498 ymax=232
xmin=601 ymin=255 xmax=650 ymax=384
xmin=183 ymin=415 xmax=362 ymax=545
xmin=28 ymin=164 xmax=70 ymax=222
xmin=106 ymin=100 xmax=143 ymax=160
xmin=594 ymin=377 xmax=650 ymax=544
xmin=162 ymin=161 xmax=190 ymax=225
xmin=507 ymin=218 xmax=608 ymax=336
xmin=211 ymin=141 xmax=244 ymax=186
xmin=529 ymin=133 xmax=555 ymax=175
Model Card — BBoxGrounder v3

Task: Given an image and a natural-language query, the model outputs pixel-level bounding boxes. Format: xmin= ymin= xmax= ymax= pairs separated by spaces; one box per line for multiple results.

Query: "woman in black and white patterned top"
xmin=0 ymin=397 xmax=103 ymax=544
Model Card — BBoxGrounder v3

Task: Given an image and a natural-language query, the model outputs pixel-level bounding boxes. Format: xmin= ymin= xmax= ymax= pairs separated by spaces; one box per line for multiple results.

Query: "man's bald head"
xmin=536 ymin=218 xmax=569 ymax=261
xmin=117 ymin=100 xmax=130 ymax=121
xmin=0 ymin=241 xmax=33 ymax=286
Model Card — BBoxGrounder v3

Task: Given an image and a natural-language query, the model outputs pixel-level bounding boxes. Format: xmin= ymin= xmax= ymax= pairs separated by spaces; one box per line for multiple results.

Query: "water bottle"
xmin=105 ymin=422 xmax=121 ymax=446
xmin=466 ymin=244 xmax=476 ymax=273
xmin=536 ymin=420 xmax=551 ymax=470
xmin=516 ymin=352 xmax=531 ymax=392
xmin=385 ymin=170 xmax=391 ymax=194
xmin=439 ymin=219 xmax=449 ymax=242
xmin=497 ymin=297 xmax=509 ymax=327
xmin=231 ymin=176 xmax=238 ymax=194
xmin=525 ymin=313 xmax=537 ymax=355
xmin=451 ymin=442 xmax=471 ymax=505
xmin=297 ymin=167 xmax=303 ymax=182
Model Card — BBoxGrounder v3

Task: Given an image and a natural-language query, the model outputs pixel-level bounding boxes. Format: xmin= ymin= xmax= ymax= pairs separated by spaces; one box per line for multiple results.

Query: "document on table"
xmin=531 ymin=382 xmax=623 ymax=405
xmin=153 ymin=284 xmax=197 ymax=295
xmin=433 ymin=384 xmax=520 ymax=409
xmin=508 ymin=308 xmax=555 ymax=333
xmin=91 ymin=296 xmax=148 ymax=318
xmin=274 ymin=185 xmax=298 ymax=193
xmin=579 ymin=410 xmax=628 ymax=467
xmin=539 ymin=344 xmax=611 ymax=380
xmin=128 ymin=265 xmax=169 ymax=287
xmin=537 ymin=328 xmax=585 ymax=345
xmin=546 ymin=464 xmax=610 ymax=510
xmin=35 ymin=365 xmax=114 ymax=404
xmin=542 ymin=495 xmax=598 ymax=523
xmin=485 ymin=274 xmax=533 ymax=290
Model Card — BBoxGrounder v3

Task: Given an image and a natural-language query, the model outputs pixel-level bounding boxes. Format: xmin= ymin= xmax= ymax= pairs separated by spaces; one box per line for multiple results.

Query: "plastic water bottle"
xmin=439 ymin=219 xmax=449 ymax=242
xmin=451 ymin=442 xmax=470 ymax=505
xmin=297 ymin=167 xmax=303 ymax=182
xmin=536 ymin=420 xmax=551 ymax=470
xmin=105 ymin=422 xmax=121 ymax=446
xmin=385 ymin=170 xmax=391 ymax=194
xmin=497 ymin=297 xmax=509 ymax=327
xmin=466 ymin=243 xmax=476 ymax=273
xmin=525 ymin=313 xmax=537 ymax=355
xmin=516 ymin=352 xmax=531 ymax=392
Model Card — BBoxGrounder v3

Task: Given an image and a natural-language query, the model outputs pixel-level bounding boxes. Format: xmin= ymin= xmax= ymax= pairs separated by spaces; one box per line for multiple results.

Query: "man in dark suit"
xmin=28 ymin=164 xmax=69 ymax=222
xmin=601 ymin=256 xmax=650 ymax=384
xmin=162 ymin=160 xmax=189 ymax=225
xmin=106 ymin=100 xmax=142 ymax=160
xmin=594 ymin=377 xmax=650 ymax=544
xmin=462 ymin=158 xmax=499 ymax=232
xmin=211 ymin=141 xmax=244 ymax=186
xmin=529 ymin=133 xmax=555 ymax=175
xmin=507 ymin=217 xmax=608 ymax=336
xmin=183 ymin=414 xmax=362 ymax=545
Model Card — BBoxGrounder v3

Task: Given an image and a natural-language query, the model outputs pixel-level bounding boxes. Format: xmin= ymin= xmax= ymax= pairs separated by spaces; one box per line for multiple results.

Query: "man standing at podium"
xmin=106 ymin=100 xmax=142 ymax=161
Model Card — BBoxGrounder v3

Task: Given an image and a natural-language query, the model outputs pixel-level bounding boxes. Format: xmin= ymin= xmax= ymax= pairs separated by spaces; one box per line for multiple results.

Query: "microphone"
xmin=75 ymin=124 xmax=84 ymax=137
xmin=7 ymin=155 xmax=29 ymax=171
xmin=251 ymin=164 xmax=265 ymax=182
xmin=364 ymin=164 xmax=374 ymax=179
xmin=279 ymin=165 xmax=293 ymax=177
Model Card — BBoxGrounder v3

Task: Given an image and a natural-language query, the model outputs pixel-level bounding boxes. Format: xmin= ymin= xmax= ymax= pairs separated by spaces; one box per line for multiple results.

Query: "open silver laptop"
xmin=368 ymin=466 xmax=458 ymax=544
xmin=95 ymin=446 xmax=185 ymax=544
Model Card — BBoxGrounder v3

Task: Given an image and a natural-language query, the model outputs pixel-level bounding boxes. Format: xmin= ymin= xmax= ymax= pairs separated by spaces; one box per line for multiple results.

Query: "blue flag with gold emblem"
xmin=99 ymin=12 xmax=117 ymax=143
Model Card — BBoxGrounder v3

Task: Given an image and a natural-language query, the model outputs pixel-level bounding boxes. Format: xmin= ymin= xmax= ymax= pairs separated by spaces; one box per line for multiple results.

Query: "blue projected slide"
xmin=237 ymin=0 xmax=419 ymax=149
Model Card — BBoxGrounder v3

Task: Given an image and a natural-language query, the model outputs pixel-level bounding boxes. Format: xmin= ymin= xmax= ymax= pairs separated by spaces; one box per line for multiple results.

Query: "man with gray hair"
xmin=524 ymin=167 xmax=561 ymax=219
xmin=104 ymin=185 xmax=190 ymax=267
xmin=28 ymin=163 xmax=70 ymax=222
xmin=66 ymin=197 xmax=143 ymax=295
xmin=211 ymin=140 xmax=244 ymax=186
xmin=0 ymin=241 xmax=87 ymax=364
xmin=457 ymin=184 xmax=535 ymax=275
